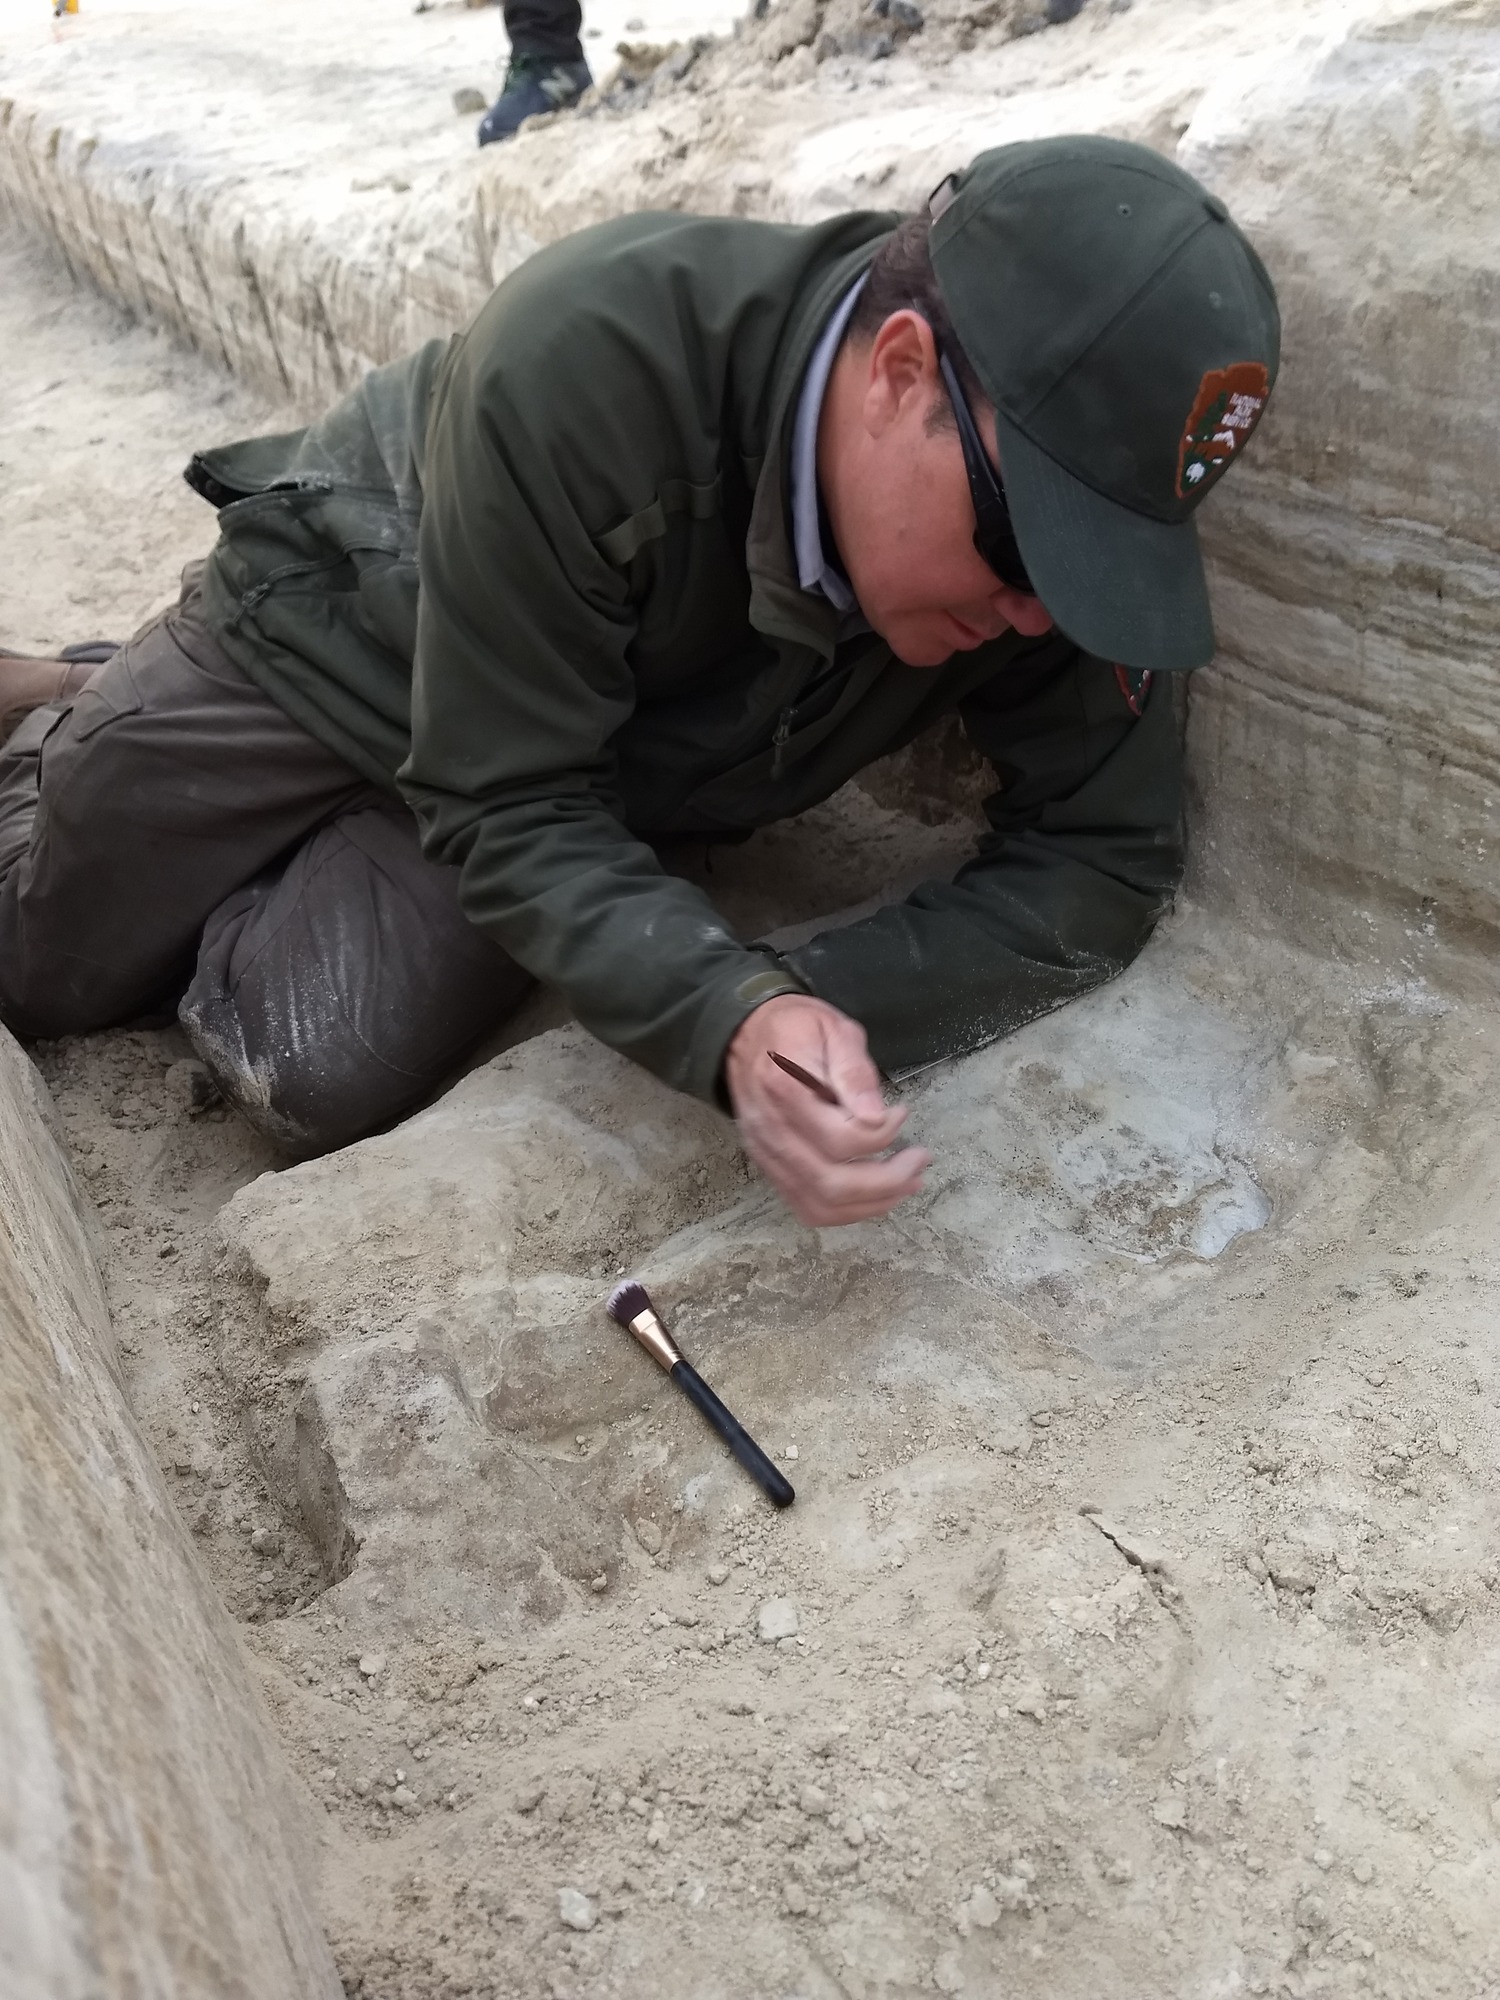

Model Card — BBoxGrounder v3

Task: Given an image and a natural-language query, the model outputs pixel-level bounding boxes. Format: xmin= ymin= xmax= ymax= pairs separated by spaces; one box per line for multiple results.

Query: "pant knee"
xmin=179 ymin=827 xmax=529 ymax=1157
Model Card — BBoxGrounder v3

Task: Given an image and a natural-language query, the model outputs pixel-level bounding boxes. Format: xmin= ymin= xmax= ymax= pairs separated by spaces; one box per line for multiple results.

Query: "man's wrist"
xmin=716 ymin=968 xmax=810 ymax=1113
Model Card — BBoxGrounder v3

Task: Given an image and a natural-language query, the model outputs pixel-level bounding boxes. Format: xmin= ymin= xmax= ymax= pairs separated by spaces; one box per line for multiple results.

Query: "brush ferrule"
xmin=627 ymin=1309 xmax=681 ymax=1372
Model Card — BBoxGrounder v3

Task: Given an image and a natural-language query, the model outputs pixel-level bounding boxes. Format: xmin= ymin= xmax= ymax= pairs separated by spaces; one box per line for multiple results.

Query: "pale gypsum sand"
xmin=4 ymin=27 xmax=1500 ymax=1992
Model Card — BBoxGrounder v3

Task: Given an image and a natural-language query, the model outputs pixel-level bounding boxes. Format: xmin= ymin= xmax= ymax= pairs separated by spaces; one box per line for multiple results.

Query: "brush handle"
xmin=768 ymin=1049 xmax=841 ymax=1106
xmin=669 ymin=1360 xmax=795 ymax=1509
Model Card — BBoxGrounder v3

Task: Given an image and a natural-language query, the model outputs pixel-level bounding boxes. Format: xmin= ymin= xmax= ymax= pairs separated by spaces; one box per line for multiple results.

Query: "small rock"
xmin=782 ymin=1879 xmax=809 ymax=1915
xmin=635 ymin=1519 xmax=663 ymax=1555
xmin=1438 ymin=1430 xmax=1458 ymax=1457
xmin=934 ymin=1948 xmax=965 ymax=1994
xmin=757 ymin=1597 xmax=800 ymax=1642
xmin=707 ymin=1563 xmax=729 ymax=1586
xmin=798 ymin=1785 xmax=829 ymax=1816
xmin=451 ymin=85 xmax=488 ymax=114
xmin=589 ymin=1573 xmax=608 ymax=1593
xmin=1012 ymin=1688 xmax=1045 ymax=1722
xmin=784 ymin=1444 xmax=799 ymax=1461
xmin=358 ymin=1652 xmax=387 ymax=1679
xmin=1263 ymin=1541 xmax=1318 ymax=1593
xmin=960 ymin=1883 xmax=1000 ymax=1930
xmin=843 ymin=1818 xmax=866 ymax=1848
xmin=514 ymin=1780 xmax=546 ymax=1814
xmin=1102 ymin=1857 xmax=1133 ymax=1885
xmin=1152 ymin=1796 xmax=1188 ymax=1831
xmin=1352 ymin=1857 xmax=1375 ymax=1883
xmin=249 ymin=1527 xmax=281 ymax=1556
xmin=994 ymin=1873 xmax=1031 ymax=1911
xmin=1297 ymin=1893 xmax=1329 ymax=1932
xmin=675 ymin=1608 xmax=700 ymax=1628
xmin=1313 ymin=1847 xmax=1334 ymax=1870
xmin=645 ymin=1811 xmax=668 ymax=1848
xmin=908 ymin=1682 xmax=966 ymax=1719
xmin=557 ymin=1887 xmax=596 ymax=1932
xmin=391 ymin=1785 xmax=418 ymax=1812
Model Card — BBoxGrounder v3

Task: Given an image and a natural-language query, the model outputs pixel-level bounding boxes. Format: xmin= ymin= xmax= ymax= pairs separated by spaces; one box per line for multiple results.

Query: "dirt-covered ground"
xmin=5 ymin=110 xmax=1500 ymax=2000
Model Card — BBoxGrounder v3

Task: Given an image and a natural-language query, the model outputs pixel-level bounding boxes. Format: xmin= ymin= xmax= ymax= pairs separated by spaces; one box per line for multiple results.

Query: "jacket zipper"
xmin=226 ymin=549 xmax=352 ymax=632
xmin=771 ymin=707 xmax=793 ymax=780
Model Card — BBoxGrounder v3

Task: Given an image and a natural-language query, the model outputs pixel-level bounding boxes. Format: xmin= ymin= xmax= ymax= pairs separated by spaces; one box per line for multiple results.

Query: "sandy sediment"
xmin=2 ymin=1 xmax=1500 ymax=1996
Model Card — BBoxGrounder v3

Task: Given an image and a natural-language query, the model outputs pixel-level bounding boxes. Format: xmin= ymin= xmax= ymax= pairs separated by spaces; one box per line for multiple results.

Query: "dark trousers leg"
xmin=181 ymin=799 xmax=534 ymax=1156
xmin=503 ymin=0 xmax=584 ymax=65
xmin=0 ymin=579 xmax=532 ymax=1155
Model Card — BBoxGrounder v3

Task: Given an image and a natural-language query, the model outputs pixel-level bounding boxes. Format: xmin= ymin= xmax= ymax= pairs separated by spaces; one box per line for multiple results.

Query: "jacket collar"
xmin=746 ymin=231 xmax=894 ymax=661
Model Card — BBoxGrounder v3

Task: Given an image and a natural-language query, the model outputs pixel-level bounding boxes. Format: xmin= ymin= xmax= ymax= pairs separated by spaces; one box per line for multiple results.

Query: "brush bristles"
xmin=606 ymin=1279 xmax=654 ymax=1327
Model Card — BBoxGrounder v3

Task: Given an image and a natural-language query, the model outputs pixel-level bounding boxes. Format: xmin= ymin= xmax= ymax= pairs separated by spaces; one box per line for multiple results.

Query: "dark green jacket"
xmin=190 ymin=212 xmax=1184 ymax=1104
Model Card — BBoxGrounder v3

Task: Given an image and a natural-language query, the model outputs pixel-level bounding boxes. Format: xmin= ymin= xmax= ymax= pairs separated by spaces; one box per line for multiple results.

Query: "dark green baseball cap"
xmin=930 ymin=134 xmax=1280 ymax=670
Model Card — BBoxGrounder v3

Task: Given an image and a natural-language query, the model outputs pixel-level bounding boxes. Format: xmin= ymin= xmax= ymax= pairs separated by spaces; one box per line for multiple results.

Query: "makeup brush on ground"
xmin=605 ymin=1281 xmax=794 ymax=1509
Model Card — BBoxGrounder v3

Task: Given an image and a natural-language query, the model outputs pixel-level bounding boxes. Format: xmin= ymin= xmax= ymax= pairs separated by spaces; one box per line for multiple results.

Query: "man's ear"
xmin=861 ymin=309 xmax=940 ymax=439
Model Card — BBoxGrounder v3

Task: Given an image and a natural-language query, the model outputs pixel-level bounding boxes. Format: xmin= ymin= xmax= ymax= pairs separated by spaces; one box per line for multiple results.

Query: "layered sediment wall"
xmin=1185 ymin=9 xmax=1500 ymax=963
xmin=0 ymin=1027 xmax=341 ymax=2000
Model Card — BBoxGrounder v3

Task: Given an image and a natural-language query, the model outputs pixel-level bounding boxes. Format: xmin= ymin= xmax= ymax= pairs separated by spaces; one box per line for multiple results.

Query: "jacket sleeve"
xmin=781 ymin=647 xmax=1185 ymax=1075
xmin=399 ymin=338 xmax=803 ymax=1105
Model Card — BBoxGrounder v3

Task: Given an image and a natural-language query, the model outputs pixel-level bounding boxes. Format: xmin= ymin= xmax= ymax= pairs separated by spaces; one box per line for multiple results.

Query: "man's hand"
xmin=724 ymin=993 xmax=931 ymax=1227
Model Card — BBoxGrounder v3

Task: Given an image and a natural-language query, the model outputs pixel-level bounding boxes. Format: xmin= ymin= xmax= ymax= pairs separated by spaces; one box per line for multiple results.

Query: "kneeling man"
xmin=0 ymin=136 xmax=1278 ymax=1225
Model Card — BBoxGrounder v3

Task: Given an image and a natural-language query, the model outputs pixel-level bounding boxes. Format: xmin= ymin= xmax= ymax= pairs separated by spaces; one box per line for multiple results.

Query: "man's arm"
xmin=399 ymin=303 xmax=809 ymax=1104
xmin=778 ymin=647 xmax=1185 ymax=1074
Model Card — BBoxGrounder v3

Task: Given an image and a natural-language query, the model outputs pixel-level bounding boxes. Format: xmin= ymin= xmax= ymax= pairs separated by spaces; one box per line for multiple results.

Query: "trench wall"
xmin=0 ymin=1027 xmax=342 ymax=2000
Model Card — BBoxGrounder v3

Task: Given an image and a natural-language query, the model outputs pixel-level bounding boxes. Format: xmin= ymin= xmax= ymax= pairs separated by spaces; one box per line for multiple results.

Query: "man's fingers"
xmin=760 ymin=1070 xmax=908 ymax=1157
xmin=725 ymin=993 xmax=931 ymax=1226
xmin=821 ymin=1024 xmax=887 ymax=1124
xmin=744 ymin=1116 xmax=931 ymax=1224
xmin=783 ymin=1146 xmax=932 ymax=1226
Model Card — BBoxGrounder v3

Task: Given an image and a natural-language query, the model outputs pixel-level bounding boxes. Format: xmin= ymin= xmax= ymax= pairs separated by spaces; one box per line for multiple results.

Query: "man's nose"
xmin=994 ymin=584 xmax=1055 ymax=637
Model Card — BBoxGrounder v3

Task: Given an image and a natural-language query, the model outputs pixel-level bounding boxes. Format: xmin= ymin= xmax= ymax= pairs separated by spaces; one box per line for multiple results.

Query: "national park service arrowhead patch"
xmin=1176 ymin=361 xmax=1270 ymax=499
xmin=1114 ymin=664 xmax=1152 ymax=716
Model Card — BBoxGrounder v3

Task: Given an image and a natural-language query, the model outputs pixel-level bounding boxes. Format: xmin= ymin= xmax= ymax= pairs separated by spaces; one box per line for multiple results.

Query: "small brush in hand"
xmin=605 ymin=1281 xmax=794 ymax=1509
xmin=768 ymin=1048 xmax=841 ymax=1106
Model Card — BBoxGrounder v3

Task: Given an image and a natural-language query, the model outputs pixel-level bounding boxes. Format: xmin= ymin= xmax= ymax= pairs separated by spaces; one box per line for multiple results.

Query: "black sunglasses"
xmin=937 ymin=347 xmax=1036 ymax=598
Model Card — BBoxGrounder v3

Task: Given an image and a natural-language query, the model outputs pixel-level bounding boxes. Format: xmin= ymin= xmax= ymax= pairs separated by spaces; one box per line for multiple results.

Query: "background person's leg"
xmin=0 ymin=581 xmax=371 ymax=1039
xmin=502 ymin=0 xmax=583 ymax=63
xmin=180 ymin=799 xmax=533 ymax=1156
xmin=478 ymin=0 xmax=589 ymax=145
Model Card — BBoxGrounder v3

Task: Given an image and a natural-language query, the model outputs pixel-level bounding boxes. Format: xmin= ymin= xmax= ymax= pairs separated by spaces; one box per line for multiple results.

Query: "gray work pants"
xmin=0 ymin=576 xmax=531 ymax=1154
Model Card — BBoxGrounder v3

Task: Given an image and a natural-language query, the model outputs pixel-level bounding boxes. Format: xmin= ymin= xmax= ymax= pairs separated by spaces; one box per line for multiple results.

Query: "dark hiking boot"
xmin=476 ymin=55 xmax=592 ymax=146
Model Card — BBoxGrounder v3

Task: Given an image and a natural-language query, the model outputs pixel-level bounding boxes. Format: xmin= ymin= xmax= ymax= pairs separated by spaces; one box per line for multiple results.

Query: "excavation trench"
xmin=2 ymin=2 xmax=1499 ymax=1996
